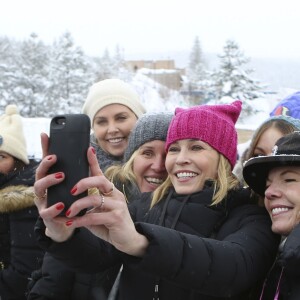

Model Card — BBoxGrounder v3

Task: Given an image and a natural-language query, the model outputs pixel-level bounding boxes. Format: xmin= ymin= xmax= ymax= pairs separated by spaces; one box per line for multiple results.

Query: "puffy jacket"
xmin=34 ymin=184 xmax=280 ymax=300
xmin=0 ymin=160 xmax=44 ymax=300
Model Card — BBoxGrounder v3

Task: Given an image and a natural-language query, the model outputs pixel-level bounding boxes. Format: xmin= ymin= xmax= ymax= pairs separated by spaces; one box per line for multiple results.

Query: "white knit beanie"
xmin=82 ymin=79 xmax=146 ymax=124
xmin=0 ymin=104 xmax=29 ymax=165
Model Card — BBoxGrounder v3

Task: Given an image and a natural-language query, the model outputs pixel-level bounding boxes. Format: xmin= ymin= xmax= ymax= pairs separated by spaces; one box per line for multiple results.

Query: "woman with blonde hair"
xmin=32 ymin=101 xmax=279 ymax=299
xmin=82 ymin=78 xmax=146 ymax=172
xmin=105 ymin=112 xmax=172 ymax=201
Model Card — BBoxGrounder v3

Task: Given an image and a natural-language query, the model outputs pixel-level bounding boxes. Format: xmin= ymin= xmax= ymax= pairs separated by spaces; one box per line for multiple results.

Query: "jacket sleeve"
xmin=34 ymin=217 xmax=122 ymax=274
xmin=125 ymin=205 xmax=280 ymax=297
xmin=28 ymin=252 xmax=74 ymax=300
xmin=0 ymin=208 xmax=44 ymax=300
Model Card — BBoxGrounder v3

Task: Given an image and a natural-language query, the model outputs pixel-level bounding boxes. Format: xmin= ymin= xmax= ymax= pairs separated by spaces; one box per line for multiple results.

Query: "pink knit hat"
xmin=165 ymin=100 xmax=242 ymax=168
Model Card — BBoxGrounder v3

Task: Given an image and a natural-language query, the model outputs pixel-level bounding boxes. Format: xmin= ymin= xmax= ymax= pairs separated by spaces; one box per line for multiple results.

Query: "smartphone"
xmin=47 ymin=114 xmax=91 ymax=216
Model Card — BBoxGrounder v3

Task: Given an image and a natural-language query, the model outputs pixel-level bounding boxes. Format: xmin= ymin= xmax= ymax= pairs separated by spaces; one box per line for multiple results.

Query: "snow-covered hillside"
xmin=22 ymin=73 xmax=297 ymax=159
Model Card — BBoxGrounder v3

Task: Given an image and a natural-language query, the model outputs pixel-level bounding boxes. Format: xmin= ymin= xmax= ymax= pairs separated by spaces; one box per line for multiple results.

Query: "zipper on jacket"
xmin=153 ymin=282 xmax=159 ymax=300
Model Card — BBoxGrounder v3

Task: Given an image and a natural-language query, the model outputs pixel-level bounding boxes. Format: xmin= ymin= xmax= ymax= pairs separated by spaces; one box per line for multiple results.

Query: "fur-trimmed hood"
xmin=0 ymin=185 xmax=35 ymax=213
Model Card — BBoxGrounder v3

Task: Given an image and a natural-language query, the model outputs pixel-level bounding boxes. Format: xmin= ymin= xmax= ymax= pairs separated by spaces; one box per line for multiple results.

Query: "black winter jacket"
xmin=35 ymin=184 xmax=280 ymax=300
xmin=259 ymin=224 xmax=300 ymax=300
xmin=0 ymin=160 xmax=44 ymax=300
xmin=28 ymin=252 xmax=119 ymax=300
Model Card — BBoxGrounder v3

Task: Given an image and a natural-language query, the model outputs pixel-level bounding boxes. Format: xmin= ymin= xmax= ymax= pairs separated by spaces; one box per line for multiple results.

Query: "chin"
xmin=108 ymin=149 xmax=125 ymax=157
xmin=174 ymin=187 xmax=197 ymax=195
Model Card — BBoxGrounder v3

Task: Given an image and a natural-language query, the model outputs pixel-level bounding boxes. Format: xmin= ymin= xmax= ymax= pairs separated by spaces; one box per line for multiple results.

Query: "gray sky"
xmin=1 ymin=0 xmax=300 ymax=59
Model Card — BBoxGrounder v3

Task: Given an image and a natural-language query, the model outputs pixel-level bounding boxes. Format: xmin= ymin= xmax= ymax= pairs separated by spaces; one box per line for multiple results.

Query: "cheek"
xmin=93 ymin=126 xmax=106 ymax=139
xmin=165 ymin=155 xmax=173 ymax=174
xmin=203 ymin=158 xmax=218 ymax=179
xmin=0 ymin=162 xmax=13 ymax=174
xmin=132 ymin=158 xmax=143 ymax=176
xmin=264 ymin=199 xmax=272 ymax=215
xmin=123 ymin=121 xmax=136 ymax=136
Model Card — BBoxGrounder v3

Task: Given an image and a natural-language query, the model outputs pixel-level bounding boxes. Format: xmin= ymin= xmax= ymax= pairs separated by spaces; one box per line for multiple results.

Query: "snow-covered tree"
xmin=94 ymin=45 xmax=132 ymax=82
xmin=212 ymin=39 xmax=264 ymax=101
xmin=0 ymin=37 xmax=17 ymax=110
xmin=45 ymin=31 xmax=94 ymax=117
xmin=184 ymin=36 xmax=211 ymax=105
xmin=0 ymin=33 xmax=50 ymax=116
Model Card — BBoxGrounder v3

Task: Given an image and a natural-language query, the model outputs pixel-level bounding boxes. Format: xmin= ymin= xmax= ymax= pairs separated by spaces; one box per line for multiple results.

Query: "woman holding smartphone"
xmin=32 ymin=101 xmax=280 ymax=299
xmin=28 ymin=112 xmax=172 ymax=300
xmin=28 ymin=78 xmax=146 ymax=300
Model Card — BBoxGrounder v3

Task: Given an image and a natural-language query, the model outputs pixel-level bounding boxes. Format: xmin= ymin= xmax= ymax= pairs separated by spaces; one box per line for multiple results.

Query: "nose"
xmin=175 ymin=149 xmax=190 ymax=165
xmin=107 ymin=121 xmax=119 ymax=134
xmin=151 ymin=155 xmax=166 ymax=173
xmin=265 ymin=183 xmax=281 ymax=200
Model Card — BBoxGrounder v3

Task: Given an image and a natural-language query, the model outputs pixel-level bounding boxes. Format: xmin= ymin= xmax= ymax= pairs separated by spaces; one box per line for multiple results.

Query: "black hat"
xmin=243 ymin=131 xmax=300 ymax=196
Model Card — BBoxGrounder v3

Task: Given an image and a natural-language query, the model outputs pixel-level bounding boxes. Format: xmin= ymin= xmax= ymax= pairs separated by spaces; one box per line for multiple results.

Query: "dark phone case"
xmin=47 ymin=114 xmax=91 ymax=216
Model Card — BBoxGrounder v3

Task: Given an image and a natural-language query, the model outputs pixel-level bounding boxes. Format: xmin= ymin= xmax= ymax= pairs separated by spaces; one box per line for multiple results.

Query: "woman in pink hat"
xmin=32 ymin=100 xmax=279 ymax=300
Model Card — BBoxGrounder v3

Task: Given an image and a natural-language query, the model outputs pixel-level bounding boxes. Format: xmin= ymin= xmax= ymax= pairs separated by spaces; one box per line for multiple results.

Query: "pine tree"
xmin=213 ymin=39 xmax=264 ymax=101
xmin=46 ymin=31 xmax=94 ymax=117
xmin=0 ymin=33 xmax=50 ymax=116
xmin=185 ymin=36 xmax=210 ymax=104
xmin=0 ymin=37 xmax=17 ymax=110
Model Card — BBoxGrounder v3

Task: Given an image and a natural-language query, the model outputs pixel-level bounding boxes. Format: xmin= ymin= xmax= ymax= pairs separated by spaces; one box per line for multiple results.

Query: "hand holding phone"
xmin=47 ymin=114 xmax=90 ymax=215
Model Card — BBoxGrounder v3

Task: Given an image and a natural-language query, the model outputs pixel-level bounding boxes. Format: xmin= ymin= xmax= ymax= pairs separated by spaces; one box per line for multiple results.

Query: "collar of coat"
xmin=0 ymin=185 xmax=35 ymax=213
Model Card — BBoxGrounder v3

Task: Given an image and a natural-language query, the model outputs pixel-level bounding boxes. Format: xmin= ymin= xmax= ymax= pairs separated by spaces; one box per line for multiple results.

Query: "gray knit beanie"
xmin=124 ymin=112 xmax=173 ymax=162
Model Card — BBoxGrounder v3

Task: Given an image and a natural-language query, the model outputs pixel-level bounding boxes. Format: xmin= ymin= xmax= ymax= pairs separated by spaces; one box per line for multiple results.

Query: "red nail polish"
xmin=70 ymin=186 xmax=77 ymax=194
xmin=56 ymin=203 xmax=64 ymax=210
xmin=47 ymin=156 xmax=53 ymax=160
xmin=65 ymin=209 xmax=71 ymax=216
xmin=66 ymin=220 xmax=73 ymax=226
xmin=91 ymin=147 xmax=96 ymax=154
xmin=55 ymin=172 xmax=63 ymax=179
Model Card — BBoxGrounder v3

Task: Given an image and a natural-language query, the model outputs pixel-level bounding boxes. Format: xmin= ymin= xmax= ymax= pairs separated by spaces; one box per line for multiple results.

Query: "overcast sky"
xmin=1 ymin=0 xmax=300 ymax=60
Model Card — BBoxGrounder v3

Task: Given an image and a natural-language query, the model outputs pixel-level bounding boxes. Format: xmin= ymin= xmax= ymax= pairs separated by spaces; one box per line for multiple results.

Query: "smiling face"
xmin=265 ymin=165 xmax=300 ymax=236
xmin=0 ymin=151 xmax=14 ymax=175
xmin=93 ymin=104 xmax=138 ymax=157
xmin=165 ymin=139 xmax=219 ymax=194
xmin=133 ymin=140 xmax=167 ymax=193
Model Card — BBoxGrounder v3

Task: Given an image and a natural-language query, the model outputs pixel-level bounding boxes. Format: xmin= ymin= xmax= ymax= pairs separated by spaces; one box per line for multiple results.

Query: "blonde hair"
xmin=151 ymin=155 xmax=239 ymax=208
xmin=105 ymin=150 xmax=138 ymax=184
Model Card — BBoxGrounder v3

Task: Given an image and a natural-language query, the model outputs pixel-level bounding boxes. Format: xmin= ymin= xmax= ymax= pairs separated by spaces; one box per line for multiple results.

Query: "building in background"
xmin=126 ymin=59 xmax=184 ymax=90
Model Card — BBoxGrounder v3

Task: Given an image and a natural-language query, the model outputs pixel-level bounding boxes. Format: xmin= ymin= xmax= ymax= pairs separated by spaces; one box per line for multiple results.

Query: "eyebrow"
xmin=139 ymin=145 xmax=155 ymax=150
xmin=281 ymin=170 xmax=300 ymax=176
xmin=95 ymin=112 xmax=129 ymax=119
xmin=267 ymin=169 xmax=300 ymax=181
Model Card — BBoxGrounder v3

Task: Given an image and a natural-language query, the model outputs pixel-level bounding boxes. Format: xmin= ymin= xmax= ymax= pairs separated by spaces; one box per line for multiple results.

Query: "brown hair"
xmin=245 ymin=119 xmax=297 ymax=162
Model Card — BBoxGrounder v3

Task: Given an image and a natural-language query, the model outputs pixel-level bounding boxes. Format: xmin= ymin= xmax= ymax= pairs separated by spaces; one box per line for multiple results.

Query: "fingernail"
xmin=56 ymin=203 xmax=64 ymax=210
xmin=91 ymin=147 xmax=96 ymax=154
xmin=65 ymin=209 xmax=71 ymax=216
xmin=70 ymin=186 xmax=77 ymax=194
xmin=55 ymin=172 xmax=63 ymax=179
xmin=66 ymin=220 xmax=73 ymax=226
xmin=47 ymin=156 xmax=53 ymax=161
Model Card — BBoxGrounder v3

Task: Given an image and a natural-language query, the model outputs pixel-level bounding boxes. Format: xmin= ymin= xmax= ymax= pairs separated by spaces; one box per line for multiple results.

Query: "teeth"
xmin=108 ymin=138 xmax=123 ymax=143
xmin=176 ymin=172 xmax=197 ymax=178
xmin=146 ymin=177 xmax=163 ymax=184
xmin=272 ymin=207 xmax=289 ymax=214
